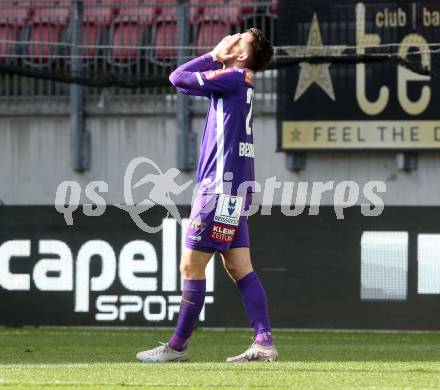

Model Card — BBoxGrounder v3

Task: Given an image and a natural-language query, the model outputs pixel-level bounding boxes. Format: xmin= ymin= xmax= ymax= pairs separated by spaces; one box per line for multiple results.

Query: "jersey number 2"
xmin=246 ymin=88 xmax=254 ymax=135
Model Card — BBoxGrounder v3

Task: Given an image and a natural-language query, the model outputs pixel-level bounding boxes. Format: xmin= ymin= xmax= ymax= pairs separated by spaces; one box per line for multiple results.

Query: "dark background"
xmin=1 ymin=205 xmax=440 ymax=330
xmin=276 ymin=0 xmax=440 ymax=146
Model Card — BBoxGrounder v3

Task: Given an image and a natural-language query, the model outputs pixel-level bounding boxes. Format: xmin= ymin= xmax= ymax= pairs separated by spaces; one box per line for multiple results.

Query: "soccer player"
xmin=136 ymin=28 xmax=276 ymax=363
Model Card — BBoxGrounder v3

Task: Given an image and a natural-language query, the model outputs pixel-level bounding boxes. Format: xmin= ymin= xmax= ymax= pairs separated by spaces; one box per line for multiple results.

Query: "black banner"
xmin=276 ymin=0 xmax=440 ymax=150
xmin=2 ymin=206 xmax=440 ymax=329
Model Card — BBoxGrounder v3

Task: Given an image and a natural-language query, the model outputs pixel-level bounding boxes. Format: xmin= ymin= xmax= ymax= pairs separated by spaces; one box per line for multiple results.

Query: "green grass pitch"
xmin=1 ymin=327 xmax=440 ymax=389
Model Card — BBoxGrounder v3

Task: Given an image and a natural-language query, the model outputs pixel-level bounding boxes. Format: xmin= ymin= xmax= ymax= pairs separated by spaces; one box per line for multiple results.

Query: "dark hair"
xmin=246 ymin=28 xmax=274 ymax=72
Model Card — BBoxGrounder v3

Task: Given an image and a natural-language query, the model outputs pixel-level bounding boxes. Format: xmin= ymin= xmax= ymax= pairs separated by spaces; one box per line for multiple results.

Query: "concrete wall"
xmin=1 ymin=106 xmax=439 ymax=206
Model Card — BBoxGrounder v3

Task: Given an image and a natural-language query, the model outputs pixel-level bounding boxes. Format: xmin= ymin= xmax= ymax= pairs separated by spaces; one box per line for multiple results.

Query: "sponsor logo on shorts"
xmin=210 ymin=223 xmax=237 ymax=243
xmin=239 ymin=142 xmax=255 ymax=158
xmin=214 ymin=194 xmax=243 ymax=226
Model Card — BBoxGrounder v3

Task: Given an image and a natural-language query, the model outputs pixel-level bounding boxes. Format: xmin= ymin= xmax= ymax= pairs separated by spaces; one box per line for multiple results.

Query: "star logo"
xmin=290 ymin=128 xmax=302 ymax=142
xmin=286 ymin=13 xmax=346 ymax=102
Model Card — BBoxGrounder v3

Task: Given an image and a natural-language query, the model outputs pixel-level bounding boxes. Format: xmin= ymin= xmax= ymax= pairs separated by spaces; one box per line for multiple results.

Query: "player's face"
xmin=230 ymin=32 xmax=253 ymax=64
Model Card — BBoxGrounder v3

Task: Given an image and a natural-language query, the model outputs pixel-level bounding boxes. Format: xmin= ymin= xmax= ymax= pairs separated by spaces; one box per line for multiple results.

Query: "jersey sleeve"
xmin=170 ymin=65 xmax=248 ymax=98
xmin=169 ymin=52 xmax=223 ymax=96
xmin=174 ymin=52 xmax=222 ymax=73
xmin=197 ymin=68 xmax=244 ymax=96
xmin=169 ymin=71 xmax=205 ymax=95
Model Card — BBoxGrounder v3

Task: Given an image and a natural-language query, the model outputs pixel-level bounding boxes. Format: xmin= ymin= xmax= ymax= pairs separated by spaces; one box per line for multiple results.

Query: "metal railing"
xmin=0 ymin=0 xmax=277 ymax=112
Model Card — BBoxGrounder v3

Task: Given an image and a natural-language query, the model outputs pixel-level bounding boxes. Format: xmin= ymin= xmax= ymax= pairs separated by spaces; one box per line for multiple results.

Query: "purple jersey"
xmin=169 ymin=53 xmax=255 ymax=195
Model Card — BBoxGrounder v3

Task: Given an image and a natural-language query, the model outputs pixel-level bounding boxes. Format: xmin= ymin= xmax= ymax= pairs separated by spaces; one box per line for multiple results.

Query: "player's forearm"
xmin=169 ymin=52 xmax=220 ymax=89
xmin=169 ymin=70 xmax=199 ymax=90
xmin=173 ymin=52 xmax=221 ymax=73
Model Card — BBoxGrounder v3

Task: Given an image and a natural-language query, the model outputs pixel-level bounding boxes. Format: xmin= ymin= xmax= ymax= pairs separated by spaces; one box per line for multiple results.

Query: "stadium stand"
xmin=27 ymin=0 xmax=70 ymax=65
xmin=0 ymin=1 xmax=31 ymax=63
xmin=111 ymin=0 xmax=156 ymax=63
xmin=152 ymin=0 xmax=178 ymax=64
xmin=193 ymin=0 xmax=254 ymax=56
xmin=0 ymin=0 xmax=278 ymax=97
xmin=82 ymin=0 xmax=115 ymax=59
xmin=269 ymin=0 xmax=277 ymax=14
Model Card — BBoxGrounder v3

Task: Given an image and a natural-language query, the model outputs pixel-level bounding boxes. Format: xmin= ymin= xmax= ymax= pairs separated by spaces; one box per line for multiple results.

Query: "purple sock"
xmin=237 ymin=271 xmax=273 ymax=347
xmin=168 ymin=279 xmax=206 ymax=352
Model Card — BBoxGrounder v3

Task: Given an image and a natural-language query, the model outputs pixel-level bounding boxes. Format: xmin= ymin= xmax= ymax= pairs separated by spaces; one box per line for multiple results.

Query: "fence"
xmin=0 ymin=0 xmax=278 ymax=112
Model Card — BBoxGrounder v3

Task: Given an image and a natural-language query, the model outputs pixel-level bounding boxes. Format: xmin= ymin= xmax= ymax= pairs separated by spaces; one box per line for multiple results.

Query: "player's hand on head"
xmin=211 ymin=33 xmax=240 ymax=64
xmin=212 ymin=34 xmax=235 ymax=53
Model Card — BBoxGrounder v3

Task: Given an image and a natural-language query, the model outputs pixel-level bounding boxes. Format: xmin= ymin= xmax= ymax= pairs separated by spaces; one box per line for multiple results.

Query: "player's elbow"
xmin=169 ymin=70 xmax=195 ymax=92
xmin=169 ymin=71 xmax=185 ymax=88
xmin=169 ymin=71 xmax=178 ymax=87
